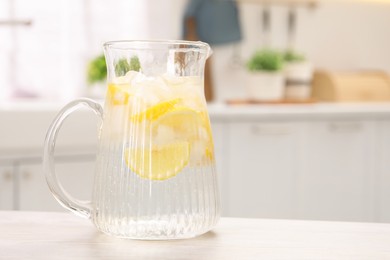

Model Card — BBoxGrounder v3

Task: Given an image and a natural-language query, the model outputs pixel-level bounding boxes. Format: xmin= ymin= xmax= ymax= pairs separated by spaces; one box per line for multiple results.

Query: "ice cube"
xmin=198 ymin=126 xmax=209 ymax=142
xmin=112 ymin=76 xmax=130 ymax=84
xmin=133 ymin=75 xmax=174 ymax=105
xmin=190 ymin=140 xmax=206 ymax=163
xmin=161 ymin=74 xmax=187 ymax=86
xmin=154 ymin=125 xmax=176 ymax=145
xmin=126 ymin=70 xmax=146 ymax=84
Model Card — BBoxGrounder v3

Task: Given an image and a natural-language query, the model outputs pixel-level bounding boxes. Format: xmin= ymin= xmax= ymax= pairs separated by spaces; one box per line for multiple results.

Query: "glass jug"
xmin=43 ymin=40 xmax=220 ymax=239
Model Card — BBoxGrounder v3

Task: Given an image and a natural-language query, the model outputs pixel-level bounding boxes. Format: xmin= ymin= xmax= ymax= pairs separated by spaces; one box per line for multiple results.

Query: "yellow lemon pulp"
xmin=125 ymin=142 xmax=190 ymax=181
xmin=107 ymin=83 xmax=131 ymax=105
xmin=198 ymin=111 xmax=215 ymax=160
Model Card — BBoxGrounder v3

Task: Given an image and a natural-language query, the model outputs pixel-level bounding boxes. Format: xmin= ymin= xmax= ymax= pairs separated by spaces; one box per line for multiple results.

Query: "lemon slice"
xmin=125 ymin=142 xmax=190 ymax=181
xmin=153 ymin=107 xmax=215 ymax=163
xmin=154 ymin=106 xmax=200 ymax=136
xmin=131 ymin=98 xmax=181 ymax=122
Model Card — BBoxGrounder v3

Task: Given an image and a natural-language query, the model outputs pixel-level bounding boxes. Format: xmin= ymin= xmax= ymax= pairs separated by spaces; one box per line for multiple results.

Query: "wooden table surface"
xmin=1 ymin=211 xmax=390 ymax=259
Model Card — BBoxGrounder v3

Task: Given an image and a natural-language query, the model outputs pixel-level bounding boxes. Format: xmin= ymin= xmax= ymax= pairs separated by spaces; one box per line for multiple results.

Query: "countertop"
xmin=2 ymin=99 xmax=390 ymax=120
xmin=1 ymin=211 xmax=390 ymax=259
xmin=2 ymin=100 xmax=390 ymax=157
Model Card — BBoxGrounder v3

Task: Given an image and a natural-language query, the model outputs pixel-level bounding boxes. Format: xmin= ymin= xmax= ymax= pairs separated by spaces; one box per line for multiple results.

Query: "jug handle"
xmin=43 ymin=98 xmax=103 ymax=219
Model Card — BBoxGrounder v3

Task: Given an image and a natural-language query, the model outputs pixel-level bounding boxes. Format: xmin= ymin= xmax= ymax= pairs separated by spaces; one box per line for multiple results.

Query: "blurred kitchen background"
xmin=1 ymin=0 xmax=390 ymax=101
xmin=1 ymin=0 xmax=390 ymax=223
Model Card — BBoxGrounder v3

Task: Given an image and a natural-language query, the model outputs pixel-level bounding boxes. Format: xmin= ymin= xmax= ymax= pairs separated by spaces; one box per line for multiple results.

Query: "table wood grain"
xmin=1 ymin=211 xmax=390 ymax=259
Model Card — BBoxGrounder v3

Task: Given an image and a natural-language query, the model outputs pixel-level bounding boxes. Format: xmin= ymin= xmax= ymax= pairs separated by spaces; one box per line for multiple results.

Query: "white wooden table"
xmin=1 ymin=211 xmax=390 ymax=259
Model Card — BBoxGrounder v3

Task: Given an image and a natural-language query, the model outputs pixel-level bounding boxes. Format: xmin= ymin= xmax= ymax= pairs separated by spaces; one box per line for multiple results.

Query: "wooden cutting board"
xmin=312 ymin=70 xmax=390 ymax=102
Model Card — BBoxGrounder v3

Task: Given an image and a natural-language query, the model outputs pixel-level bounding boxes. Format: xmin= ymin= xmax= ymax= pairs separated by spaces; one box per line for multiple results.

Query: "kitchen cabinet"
xmin=0 ymin=154 xmax=95 ymax=211
xmin=19 ymin=159 xmax=95 ymax=211
xmin=377 ymin=120 xmax=390 ymax=222
xmin=210 ymin=122 xmax=228 ymax=216
xmin=0 ymin=166 xmax=13 ymax=210
xmin=297 ymin=120 xmax=376 ymax=222
xmin=0 ymin=104 xmax=98 ymax=211
xmin=225 ymin=122 xmax=305 ymax=218
xmin=214 ymin=114 xmax=390 ymax=222
xmin=18 ymin=163 xmax=63 ymax=211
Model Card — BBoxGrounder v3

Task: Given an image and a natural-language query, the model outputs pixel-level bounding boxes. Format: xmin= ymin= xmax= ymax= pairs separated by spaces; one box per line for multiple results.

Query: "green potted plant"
xmin=246 ymin=49 xmax=285 ymax=101
xmin=283 ymin=49 xmax=313 ymax=100
xmin=86 ymin=54 xmax=107 ymax=98
xmin=87 ymin=55 xmax=106 ymax=85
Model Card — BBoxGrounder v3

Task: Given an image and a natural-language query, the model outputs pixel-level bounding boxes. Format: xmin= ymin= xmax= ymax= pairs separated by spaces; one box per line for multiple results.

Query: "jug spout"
xmin=203 ymin=42 xmax=213 ymax=59
xmin=187 ymin=40 xmax=212 ymax=59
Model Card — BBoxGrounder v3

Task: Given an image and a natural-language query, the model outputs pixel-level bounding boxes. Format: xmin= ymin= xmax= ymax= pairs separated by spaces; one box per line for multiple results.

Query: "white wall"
xmin=294 ymin=2 xmax=390 ymax=71
xmin=146 ymin=0 xmax=186 ymax=40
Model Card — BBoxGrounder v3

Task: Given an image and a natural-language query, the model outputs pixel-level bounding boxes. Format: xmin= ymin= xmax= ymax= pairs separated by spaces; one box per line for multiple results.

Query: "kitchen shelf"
xmin=238 ymin=0 xmax=318 ymax=7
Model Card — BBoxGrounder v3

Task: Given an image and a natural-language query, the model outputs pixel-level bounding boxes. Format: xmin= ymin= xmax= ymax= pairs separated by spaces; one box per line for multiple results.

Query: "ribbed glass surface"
xmin=91 ymin=73 xmax=220 ymax=239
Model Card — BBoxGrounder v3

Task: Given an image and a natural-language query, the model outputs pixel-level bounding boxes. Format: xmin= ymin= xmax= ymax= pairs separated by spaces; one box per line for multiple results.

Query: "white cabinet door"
xmin=19 ymin=159 xmax=95 ymax=211
xmin=0 ymin=166 xmax=14 ymax=210
xmin=226 ymin=122 xmax=305 ymax=218
xmin=298 ymin=120 xmax=376 ymax=222
xmin=210 ymin=121 xmax=228 ymax=216
xmin=376 ymin=120 xmax=390 ymax=222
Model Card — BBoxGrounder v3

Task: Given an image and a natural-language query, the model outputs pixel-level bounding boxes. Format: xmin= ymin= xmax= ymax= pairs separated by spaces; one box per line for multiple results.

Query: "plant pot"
xmin=284 ymin=61 xmax=313 ymax=100
xmin=246 ymin=71 xmax=285 ymax=101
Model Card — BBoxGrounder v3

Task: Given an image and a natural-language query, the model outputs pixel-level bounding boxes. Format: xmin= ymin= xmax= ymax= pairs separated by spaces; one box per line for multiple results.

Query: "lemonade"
xmin=104 ymin=71 xmax=215 ymax=176
xmin=92 ymin=71 xmax=219 ymax=239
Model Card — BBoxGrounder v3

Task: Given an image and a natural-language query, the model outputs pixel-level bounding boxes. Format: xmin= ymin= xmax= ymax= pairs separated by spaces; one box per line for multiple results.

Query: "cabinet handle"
xmin=251 ymin=125 xmax=292 ymax=136
xmin=328 ymin=122 xmax=362 ymax=133
xmin=22 ymin=171 xmax=32 ymax=180
xmin=2 ymin=171 xmax=12 ymax=181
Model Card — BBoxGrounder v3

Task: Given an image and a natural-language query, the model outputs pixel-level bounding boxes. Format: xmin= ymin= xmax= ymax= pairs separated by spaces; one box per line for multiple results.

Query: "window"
xmin=0 ymin=0 xmax=149 ymax=101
